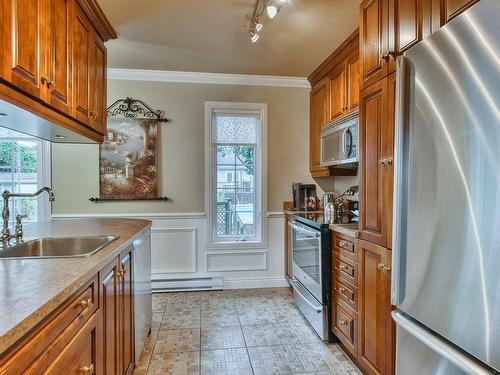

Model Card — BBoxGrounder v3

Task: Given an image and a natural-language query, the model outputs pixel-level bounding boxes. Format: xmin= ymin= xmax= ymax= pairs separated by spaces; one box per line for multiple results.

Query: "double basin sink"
xmin=0 ymin=236 xmax=119 ymax=259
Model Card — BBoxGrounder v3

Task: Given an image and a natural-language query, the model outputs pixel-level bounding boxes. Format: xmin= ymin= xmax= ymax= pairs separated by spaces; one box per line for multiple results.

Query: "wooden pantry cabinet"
xmin=308 ymin=29 xmax=359 ymax=178
xmin=0 ymin=0 xmax=116 ymax=142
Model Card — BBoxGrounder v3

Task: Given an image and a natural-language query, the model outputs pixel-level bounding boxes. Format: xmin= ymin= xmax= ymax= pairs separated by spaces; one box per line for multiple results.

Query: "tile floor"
xmin=133 ymin=288 xmax=361 ymax=375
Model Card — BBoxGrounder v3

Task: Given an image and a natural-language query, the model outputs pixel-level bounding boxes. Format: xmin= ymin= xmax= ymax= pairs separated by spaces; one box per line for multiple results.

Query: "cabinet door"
xmin=329 ymin=63 xmax=346 ymax=121
xmin=43 ymin=313 xmax=99 ymax=375
xmin=2 ymin=0 xmax=46 ymax=98
xmin=310 ymin=78 xmax=330 ymax=176
xmin=358 ymin=240 xmax=394 ymax=375
xmin=394 ymin=0 xmax=422 ymax=54
xmin=359 ymin=0 xmax=392 ymax=89
xmin=443 ymin=0 xmax=479 ymax=22
xmin=89 ymin=32 xmax=106 ymax=134
xmin=119 ymin=249 xmax=134 ymax=375
xmin=72 ymin=3 xmax=92 ymax=124
xmin=100 ymin=260 xmax=119 ymax=375
xmin=45 ymin=0 xmax=72 ymax=113
xmin=359 ymin=79 xmax=387 ymax=247
xmin=346 ymin=50 xmax=360 ymax=113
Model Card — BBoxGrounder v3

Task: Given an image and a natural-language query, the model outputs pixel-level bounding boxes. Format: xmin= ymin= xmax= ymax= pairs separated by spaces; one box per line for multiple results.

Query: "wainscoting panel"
xmin=151 ymin=227 xmax=197 ymax=274
xmin=206 ymin=249 xmax=267 ymax=272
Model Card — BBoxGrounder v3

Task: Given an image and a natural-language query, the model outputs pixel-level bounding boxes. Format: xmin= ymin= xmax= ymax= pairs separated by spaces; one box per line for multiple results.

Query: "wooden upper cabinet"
xmin=310 ymin=78 xmax=329 ymax=176
xmin=329 ymin=64 xmax=346 ymax=121
xmin=394 ymin=0 xmax=422 ymax=54
xmin=443 ymin=0 xmax=479 ymax=21
xmin=90 ymin=32 xmax=107 ymax=133
xmin=360 ymin=0 xmax=393 ymax=89
xmin=346 ymin=51 xmax=360 ymax=113
xmin=72 ymin=3 xmax=93 ymax=125
xmin=45 ymin=0 xmax=72 ymax=113
xmin=358 ymin=240 xmax=394 ymax=375
xmin=2 ymin=0 xmax=46 ymax=98
xmin=359 ymin=74 xmax=395 ymax=248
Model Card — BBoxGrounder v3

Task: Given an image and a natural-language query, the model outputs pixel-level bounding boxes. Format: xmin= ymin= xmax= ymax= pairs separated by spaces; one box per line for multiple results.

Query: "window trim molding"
xmin=37 ymin=140 xmax=52 ymax=222
xmin=204 ymin=101 xmax=268 ymax=250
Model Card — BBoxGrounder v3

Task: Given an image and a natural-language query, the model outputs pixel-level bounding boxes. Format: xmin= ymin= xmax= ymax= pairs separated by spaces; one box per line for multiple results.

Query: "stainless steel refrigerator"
xmin=391 ymin=0 xmax=500 ymax=373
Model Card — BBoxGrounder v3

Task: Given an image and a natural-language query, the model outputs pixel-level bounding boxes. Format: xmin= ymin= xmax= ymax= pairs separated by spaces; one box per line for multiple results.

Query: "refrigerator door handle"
xmin=392 ymin=311 xmax=496 ymax=375
xmin=391 ymin=56 xmax=410 ymax=306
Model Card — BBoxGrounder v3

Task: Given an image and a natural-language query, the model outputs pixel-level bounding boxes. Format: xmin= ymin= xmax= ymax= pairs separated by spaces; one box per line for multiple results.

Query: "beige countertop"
xmin=0 ymin=218 xmax=151 ymax=356
xmin=329 ymin=223 xmax=359 ymax=238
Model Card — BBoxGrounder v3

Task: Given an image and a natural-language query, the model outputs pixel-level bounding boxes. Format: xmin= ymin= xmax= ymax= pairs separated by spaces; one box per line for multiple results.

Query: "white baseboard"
xmin=223 ymin=276 xmax=289 ymax=290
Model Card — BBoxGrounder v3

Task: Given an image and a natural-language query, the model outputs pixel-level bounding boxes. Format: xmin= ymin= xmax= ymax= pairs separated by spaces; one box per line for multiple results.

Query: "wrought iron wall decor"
xmin=90 ymin=97 xmax=170 ymax=202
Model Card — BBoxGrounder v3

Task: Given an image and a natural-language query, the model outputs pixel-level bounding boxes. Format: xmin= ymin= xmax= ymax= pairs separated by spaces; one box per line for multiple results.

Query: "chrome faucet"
xmin=1 ymin=187 xmax=55 ymax=246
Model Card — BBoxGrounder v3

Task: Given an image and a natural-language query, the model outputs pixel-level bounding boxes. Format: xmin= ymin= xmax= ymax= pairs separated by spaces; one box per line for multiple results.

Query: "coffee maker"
xmin=292 ymin=183 xmax=317 ymax=211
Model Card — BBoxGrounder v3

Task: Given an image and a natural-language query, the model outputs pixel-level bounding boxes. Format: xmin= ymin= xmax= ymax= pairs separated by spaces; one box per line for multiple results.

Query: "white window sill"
xmin=206 ymin=240 xmax=267 ymax=251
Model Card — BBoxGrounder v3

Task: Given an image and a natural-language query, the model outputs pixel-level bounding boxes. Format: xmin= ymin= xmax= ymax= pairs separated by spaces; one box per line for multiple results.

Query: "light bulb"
xmin=266 ymin=4 xmax=279 ymax=19
xmin=255 ymin=21 xmax=263 ymax=32
xmin=250 ymin=31 xmax=260 ymax=43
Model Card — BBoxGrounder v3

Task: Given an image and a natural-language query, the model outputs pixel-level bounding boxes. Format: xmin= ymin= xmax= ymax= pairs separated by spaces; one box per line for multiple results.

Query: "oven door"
xmin=289 ymin=220 xmax=323 ymax=303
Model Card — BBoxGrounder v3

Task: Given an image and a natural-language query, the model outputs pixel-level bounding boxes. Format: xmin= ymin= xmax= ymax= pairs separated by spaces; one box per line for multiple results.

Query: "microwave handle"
xmin=342 ymin=128 xmax=351 ymax=158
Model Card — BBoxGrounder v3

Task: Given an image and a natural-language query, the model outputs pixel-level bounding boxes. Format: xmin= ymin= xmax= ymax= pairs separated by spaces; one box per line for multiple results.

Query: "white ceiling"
xmin=98 ymin=0 xmax=359 ymax=77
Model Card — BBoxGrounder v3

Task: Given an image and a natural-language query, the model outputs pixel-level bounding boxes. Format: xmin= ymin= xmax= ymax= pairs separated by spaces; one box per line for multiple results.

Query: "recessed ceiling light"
xmin=55 ymin=134 xmax=66 ymax=139
xmin=0 ymin=113 xmax=7 ymax=117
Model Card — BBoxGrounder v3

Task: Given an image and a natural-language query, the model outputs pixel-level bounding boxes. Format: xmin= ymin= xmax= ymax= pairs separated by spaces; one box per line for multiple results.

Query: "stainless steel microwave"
xmin=320 ymin=111 xmax=358 ymax=167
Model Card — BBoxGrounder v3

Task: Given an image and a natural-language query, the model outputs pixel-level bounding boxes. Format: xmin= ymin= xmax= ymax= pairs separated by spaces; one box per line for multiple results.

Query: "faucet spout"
xmin=1 ymin=187 xmax=55 ymax=247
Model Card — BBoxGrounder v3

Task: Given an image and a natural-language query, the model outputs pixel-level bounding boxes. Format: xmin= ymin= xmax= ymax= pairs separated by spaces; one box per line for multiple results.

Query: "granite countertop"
xmin=0 ymin=218 xmax=151 ymax=356
xmin=329 ymin=223 xmax=359 ymax=238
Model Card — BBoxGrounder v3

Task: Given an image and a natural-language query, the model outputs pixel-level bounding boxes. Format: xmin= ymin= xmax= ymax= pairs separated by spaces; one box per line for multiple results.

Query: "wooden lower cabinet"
xmin=358 ymin=240 xmax=394 ymax=375
xmin=0 ymin=244 xmax=138 ymax=375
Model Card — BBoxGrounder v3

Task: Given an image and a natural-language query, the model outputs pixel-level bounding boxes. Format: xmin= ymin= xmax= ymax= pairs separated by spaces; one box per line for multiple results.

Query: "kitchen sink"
xmin=0 ymin=235 xmax=119 ymax=259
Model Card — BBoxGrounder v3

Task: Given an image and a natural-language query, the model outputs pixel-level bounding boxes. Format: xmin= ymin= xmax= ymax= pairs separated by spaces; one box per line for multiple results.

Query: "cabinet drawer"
xmin=0 ymin=276 xmax=98 ymax=375
xmin=333 ymin=276 xmax=358 ymax=311
xmin=333 ymin=234 xmax=357 ymax=260
xmin=43 ymin=312 xmax=98 ymax=375
xmin=332 ymin=298 xmax=358 ymax=357
xmin=333 ymin=255 xmax=358 ymax=286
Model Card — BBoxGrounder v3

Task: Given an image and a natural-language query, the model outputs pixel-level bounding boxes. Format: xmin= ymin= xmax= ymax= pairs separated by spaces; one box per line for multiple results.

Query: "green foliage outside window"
xmin=0 ymin=141 xmax=37 ymax=172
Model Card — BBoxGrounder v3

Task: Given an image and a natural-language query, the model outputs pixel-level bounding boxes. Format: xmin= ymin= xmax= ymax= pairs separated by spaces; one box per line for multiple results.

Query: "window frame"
xmin=0 ymin=134 xmax=52 ymax=223
xmin=205 ymin=102 xmax=268 ymax=249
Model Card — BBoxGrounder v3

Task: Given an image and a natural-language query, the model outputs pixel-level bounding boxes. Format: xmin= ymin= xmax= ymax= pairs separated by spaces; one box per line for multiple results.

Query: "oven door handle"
xmin=288 ymin=221 xmax=320 ymax=238
xmin=291 ymin=279 xmax=323 ymax=313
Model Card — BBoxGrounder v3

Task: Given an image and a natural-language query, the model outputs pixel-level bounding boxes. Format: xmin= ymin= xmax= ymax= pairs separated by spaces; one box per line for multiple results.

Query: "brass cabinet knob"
xmin=377 ymin=263 xmax=391 ymax=273
xmin=339 ymin=319 xmax=349 ymax=326
xmin=381 ymin=50 xmax=396 ymax=61
xmin=339 ymin=287 xmax=346 ymax=293
xmin=78 ymin=298 xmax=92 ymax=309
xmin=46 ymin=80 xmax=55 ymax=89
xmin=80 ymin=363 xmax=94 ymax=374
xmin=41 ymin=76 xmax=48 ymax=85
xmin=378 ymin=157 xmax=393 ymax=166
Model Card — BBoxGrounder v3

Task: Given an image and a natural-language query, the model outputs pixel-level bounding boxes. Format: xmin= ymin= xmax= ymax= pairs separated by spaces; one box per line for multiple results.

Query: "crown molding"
xmin=107 ymin=68 xmax=311 ymax=89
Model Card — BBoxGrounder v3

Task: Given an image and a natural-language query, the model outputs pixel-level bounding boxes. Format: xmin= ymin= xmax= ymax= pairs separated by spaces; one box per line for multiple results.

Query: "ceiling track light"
xmin=247 ymin=0 xmax=288 ymax=44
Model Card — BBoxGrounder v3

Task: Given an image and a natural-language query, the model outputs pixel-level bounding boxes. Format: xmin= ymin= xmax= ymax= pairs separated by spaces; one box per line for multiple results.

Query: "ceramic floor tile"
xmin=155 ymin=329 xmax=201 ymax=353
xmin=147 ymin=351 xmax=200 ymax=375
xmin=201 ymin=309 xmax=240 ymax=327
xmin=279 ymin=321 xmax=322 ymax=345
xmin=247 ymin=345 xmax=306 ymax=375
xmin=201 ymin=326 xmax=245 ymax=350
xmin=200 ymin=348 xmax=253 ymax=375
xmin=162 ymin=310 xmax=201 ymax=330
xmin=241 ymin=324 xmax=290 ymax=347
xmin=237 ymin=308 xmax=277 ymax=326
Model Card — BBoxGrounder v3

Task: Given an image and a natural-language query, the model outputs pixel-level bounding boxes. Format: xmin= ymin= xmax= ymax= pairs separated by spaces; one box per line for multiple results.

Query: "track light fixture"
xmin=247 ymin=0 xmax=288 ymax=43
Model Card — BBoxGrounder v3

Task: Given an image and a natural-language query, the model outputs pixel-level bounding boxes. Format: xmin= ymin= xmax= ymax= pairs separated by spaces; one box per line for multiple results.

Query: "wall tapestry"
xmin=94 ymin=97 xmax=170 ymax=202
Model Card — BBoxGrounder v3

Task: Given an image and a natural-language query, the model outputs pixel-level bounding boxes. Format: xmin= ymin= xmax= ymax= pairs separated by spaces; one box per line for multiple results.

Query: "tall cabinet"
xmin=357 ymin=0 xmax=481 ymax=374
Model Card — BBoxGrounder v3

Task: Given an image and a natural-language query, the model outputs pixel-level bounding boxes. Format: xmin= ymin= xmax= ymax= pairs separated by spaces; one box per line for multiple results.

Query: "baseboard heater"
xmin=152 ymin=275 xmax=223 ymax=292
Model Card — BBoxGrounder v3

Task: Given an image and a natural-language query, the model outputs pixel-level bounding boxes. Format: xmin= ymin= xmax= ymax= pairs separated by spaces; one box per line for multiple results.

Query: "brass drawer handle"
xmin=339 ymin=264 xmax=348 ymax=271
xmin=339 ymin=287 xmax=346 ymax=293
xmin=379 ymin=157 xmax=393 ymax=166
xmin=115 ymin=265 xmax=126 ymax=279
xmin=80 ymin=363 xmax=94 ymax=374
xmin=339 ymin=240 xmax=350 ymax=249
xmin=78 ymin=298 xmax=92 ymax=309
xmin=377 ymin=263 xmax=391 ymax=273
xmin=339 ymin=319 xmax=349 ymax=326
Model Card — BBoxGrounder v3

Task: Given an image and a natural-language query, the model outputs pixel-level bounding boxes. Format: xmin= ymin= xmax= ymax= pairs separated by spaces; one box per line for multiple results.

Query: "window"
xmin=0 ymin=127 xmax=51 ymax=224
xmin=206 ymin=102 xmax=267 ymax=246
